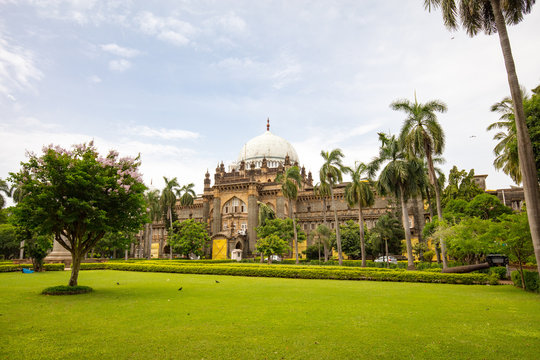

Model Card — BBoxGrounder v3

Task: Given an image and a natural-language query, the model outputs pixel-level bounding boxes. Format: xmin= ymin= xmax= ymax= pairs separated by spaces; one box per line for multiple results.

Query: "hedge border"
xmin=0 ymin=263 xmax=65 ymax=272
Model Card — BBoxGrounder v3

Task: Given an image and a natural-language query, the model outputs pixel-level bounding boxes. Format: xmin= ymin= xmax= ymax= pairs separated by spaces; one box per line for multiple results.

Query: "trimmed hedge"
xmin=511 ymin=270 xmax=539 ymax=292
xmin=0 ymin=263 xmax=65 ymax=272
xmin=42 ymin=285 xmax=93 ymax=295
xmin=80 ymin=262 xmax=489 ymax=285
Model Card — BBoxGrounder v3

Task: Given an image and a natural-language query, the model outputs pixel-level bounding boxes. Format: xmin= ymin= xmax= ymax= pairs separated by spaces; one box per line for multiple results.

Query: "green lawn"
xmin=1 ymin=270 xmax=539 ymax=359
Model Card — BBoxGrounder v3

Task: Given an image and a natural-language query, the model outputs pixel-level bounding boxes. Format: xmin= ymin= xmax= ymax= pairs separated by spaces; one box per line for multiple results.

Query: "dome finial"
xmin=266 ymin=118 xmax=270 ymax=131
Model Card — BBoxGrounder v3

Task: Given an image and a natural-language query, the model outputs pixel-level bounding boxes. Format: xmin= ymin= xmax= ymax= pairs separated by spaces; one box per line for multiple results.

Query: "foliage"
xmin=413 ymin=242 xmax=429 ymax=260
xmin=367 ymin=213 xmax=404 ymax=259
xmin=465 ymin=193 xmax=512 ymax=220
xmin=307 ymin=224 xmax=332 ymax=261
xmin=0 ymin=223 xmax=20 ymax=259
xmin=331 ymin=220 xmax=361 ymax=259
xmin=42 ymin=285 xmax=93 ymax=295
xmin=511 ymin=269 xmax=539 ymax=293
xmin=160 ymin=176 xmax=179 ymax=228
xmin=92 ymin=231 xmax=136 ymax=258
xmin=176 ymin=183 xmax=196 ymax=206
xmin=0 ymin=178 xmax=12 ymax=209
xmin=442 ymin=166 xmax=484 ymax=207
xmin=168 ymin=219 xmax=210 ymax=258
xmin=304 ymin=244 xmax=324 ymax=260
xmin=0 ymin=263 xmax=64 ymax=272
xmin=444 ymin=217 xmax=503 ymax=264
xmin=24 ymin=234 xmax=53 ymax=272
xmin=9 ymin=142 xmax=147 ymax=286
xmin=77 ymin=261 xmax=490 ymax=285
xmin=422 ymin=250 xmax=435 ymax=263
xmin=257 ymin=201 xmax=275 ymax=227
xmin=256 ymin=234 xmax=291 ymax=263
xmin=256 ymin=218 xmax=306 ymax=245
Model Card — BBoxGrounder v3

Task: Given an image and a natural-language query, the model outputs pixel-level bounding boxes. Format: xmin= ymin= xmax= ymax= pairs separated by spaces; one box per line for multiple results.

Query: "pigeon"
xmin=215 ymin=280 xmax=220 ymax=283
xmin=178 ymin=287 xmax=183 ymax=291
xmin=116 ymin=282 xmax=120 ymax=285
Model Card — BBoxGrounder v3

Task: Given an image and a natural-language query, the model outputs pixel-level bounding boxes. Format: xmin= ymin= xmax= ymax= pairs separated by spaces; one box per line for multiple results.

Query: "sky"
xmin=1 ymin=0 xmax=539 ymax=202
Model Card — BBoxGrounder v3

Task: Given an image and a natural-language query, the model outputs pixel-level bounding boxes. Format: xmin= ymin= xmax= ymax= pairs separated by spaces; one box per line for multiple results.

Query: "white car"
xmin=374 ymin=256 xmax=398 ymax=265
xmin=263 ymin=255 xmax=282 ymax=262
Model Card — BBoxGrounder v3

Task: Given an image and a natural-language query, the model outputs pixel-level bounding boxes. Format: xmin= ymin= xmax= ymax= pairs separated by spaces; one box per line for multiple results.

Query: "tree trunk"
xmin=159 ymin=228 xmax=164 ymax=258
xmin=19 ymin=240 xmax=25 ymax=259
xmin=268 ymin=254 xmax=272 ymax=264
xmin=426 ymin=150 xmax=448 ymax=269
xmin=124 ymin=249 xmax=128 ymax=260
xmin=69 ymin=251 xmax=82 ymax=286
xmin=289 ymin=198 xmax=299 ymax=265
xmin=358 ymin=205 xmax=366 ymax=267
xmin=441 ymin=262 xmax=489 ymax=273
xmin=322 ymin=198 xmax=328 ymax=262
xmin=330 ymin=186 xmax=343 ymax=266
xmin=113 ymin=248 xmax=117 ymax=259
xmin=399 ymin=187 xmax=415 ymax=270
xmin=426 ymin=188 xmax=434 ymax=220
xmin=435 ymin=244 xmax=441 ymax=264
xmin=518 ymin=261 xmax=526 ymax=290
xmin=491 ymin=0 xmax=540 ymax=277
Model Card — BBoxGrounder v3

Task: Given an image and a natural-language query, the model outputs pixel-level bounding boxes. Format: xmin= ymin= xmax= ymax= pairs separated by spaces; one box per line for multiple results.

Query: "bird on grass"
xmin=116 ymin=282 xmax=120 ymax=285
xmin=178 ymin=287 xmax=183 ymax=291
xmin=215 ymin=280 xmax=220 ymax=283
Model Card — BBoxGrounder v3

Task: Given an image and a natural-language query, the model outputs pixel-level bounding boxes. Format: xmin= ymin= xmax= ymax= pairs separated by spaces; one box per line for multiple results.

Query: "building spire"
xmin=267 ymin=118 xmax=270 ymax=131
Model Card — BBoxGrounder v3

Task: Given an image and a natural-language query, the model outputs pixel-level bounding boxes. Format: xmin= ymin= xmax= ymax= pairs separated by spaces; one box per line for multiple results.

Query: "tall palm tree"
xmin=345 ymin=162 xmax=375 ymax=267
xmin=160 ymin=176 xmax=179 ymax=259
xmin=313 ymin=180 xmax=331 ymax=260
xmin=177 ymin=183 xmax=197 ymax=206
xmin=424 ymin=0 xmax=540 ymax=285
xmin=320 ymin=149 xmax=350 ymax=266
xmin=488 ymin=94 xmax=527 ymax=184
xmin=145 ymin=189 xmax=161 ymax=259
xmin=392 ymin=95 xmax=448 ymax=267
xmin=275 ymin=166 xmax=302 ymax=264
xmin=308 ymin=224 xmax=332 ymax=262
xmin=369 ymin=133 xmax=424 ymax=270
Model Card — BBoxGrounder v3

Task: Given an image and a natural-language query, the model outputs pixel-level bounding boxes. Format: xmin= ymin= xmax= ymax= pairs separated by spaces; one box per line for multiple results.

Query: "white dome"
xmin=237 ymin=130 xmax=299 ymax=168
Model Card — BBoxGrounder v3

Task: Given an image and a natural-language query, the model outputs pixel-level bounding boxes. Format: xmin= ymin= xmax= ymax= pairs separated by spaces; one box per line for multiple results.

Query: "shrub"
xmin=489 ymin=267 xmax=508 ymax=280
xmin=80 ymin=262 xmax=489 ymax=285
xmin=0 ymin=263 xmax=64 ymax=272
xmin=511 ymin=270 xmax=539 ymax=292
xmin=42 ymin=285 xmax=93 ymax=295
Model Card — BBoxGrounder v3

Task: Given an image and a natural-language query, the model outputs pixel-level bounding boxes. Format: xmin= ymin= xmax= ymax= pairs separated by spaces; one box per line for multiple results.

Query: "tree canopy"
xmin=9 ymin=142 xmax=147 ymax=286
xmin=168 ymin=219 xmax=210 ymax=258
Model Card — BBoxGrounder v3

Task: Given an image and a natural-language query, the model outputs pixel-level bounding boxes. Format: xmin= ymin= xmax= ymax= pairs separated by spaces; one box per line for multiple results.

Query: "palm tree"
xmin=369 ymin=133 xmax=424 ymax=270
xmin=424 ymin=0 xmax=540 ymax=284
xmin=145 ymin=189 xmax=161 ymax=259
xmin=345 ymin=162 xmax=374 ymax=267
xmin=177 ymin=183 xmax=197 ymax=206
xmin=0 ymin=178 xmax=12 ymax=209
xmin=308 ymin=224 xmax=332 ymax=262
xmin=275 ymin=166 xmax=302 ymax=264
xmin=320 ymin=149 xmax=350 ymax=266
xmin=392 ymin=95 xmax=449 ymax=268
xmin=488 ymin=94 xmax=526 ymax=184
xmin=257 ymin=202 xmax=276 ymax=262
xmin=160 ymin=176 xmax=179 ymax=259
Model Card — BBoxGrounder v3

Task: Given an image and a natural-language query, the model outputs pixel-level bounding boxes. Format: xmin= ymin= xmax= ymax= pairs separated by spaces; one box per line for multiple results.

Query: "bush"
xmin=511 ymin=270 xmax=539 ymax=292
xmin=0 ymin=263 xmax=64 ymax=272
xmin=42 ymin=285 xmax=93 ymax=295
xmin=79 ymin=261 xmax=489 ymax=285
xmin=489 ymin=267 xmax=508 ymax=280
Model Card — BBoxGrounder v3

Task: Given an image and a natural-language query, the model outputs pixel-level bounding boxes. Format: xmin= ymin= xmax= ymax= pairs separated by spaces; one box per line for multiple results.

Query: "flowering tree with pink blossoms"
xmin=10 ymin=142 xmax=147 ymax=286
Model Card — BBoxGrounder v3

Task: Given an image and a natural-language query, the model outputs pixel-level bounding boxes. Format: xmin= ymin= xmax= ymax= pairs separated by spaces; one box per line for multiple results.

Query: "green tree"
xmin=275 ymin=166 xmax=303 ymax=264
xmin=491 ymin=212 xmax=534 ymax=289
xmin=256 ymin=234 xmax=291 ymax=264
xmin=160 ymin=176 xmax=179 ymax=259
xmin=313 ymin=180 xmax=331 ymax=229
xmin=257 ymin=202 xmax=276 ymax=227
xmin=177 ymin=183 xmax=196 ymax=206
xmin=256 ymin=218 xmax=306 ymax=259
xmin=424 ymin=0 xmax=540 ymax=280
xmin=442 ymin=166 xmax=484 ymax=207
xmin=320 ymin=149 xmax=350 ymax=266
xmin=465 ymin=193 xmax=513 ymax=220
xmin=23 ymin=234 xmax=53 ymax=272
xmin=307 ymin=224 xmax=332 ymax=261
xmin=332 ymin=220 xmax=361 ymax=259
xmin=0 ymin=178 xmax=12 ymax=209
xmin=168 ymin=219 xmax=210 ymax=259
xmin=369 ymin=133 xmax=424 ymax=269
xmin=0 ymin=223 xmax=19 ymax=259
xmin=345 ymin=162 xmax=375 ymax=267
xmin=369 ymin=213 xmax=405 ymax=265
xmin=9 ymin=142 xmax=147 ymax=286
xmin=94 ymin=231 xmax=136 ymax=259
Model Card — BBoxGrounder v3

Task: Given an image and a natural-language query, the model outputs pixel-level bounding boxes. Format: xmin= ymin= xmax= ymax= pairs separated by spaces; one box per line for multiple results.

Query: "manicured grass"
xmin=1 ymin=271 xmax=539 ymax=359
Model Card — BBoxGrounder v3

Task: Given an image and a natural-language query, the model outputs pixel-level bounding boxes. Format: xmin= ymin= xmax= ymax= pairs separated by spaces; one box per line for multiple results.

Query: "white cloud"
xmin=134 ymin=11 xmax=196 ymax=46
xmin=108 ymin=59 xmax=131 ymax=72
xmin=207 ymin=12 xmax=247 ymax=34
xmin=0 ymin=30 xmax=42 ymax=99
xmin=100 ymin=43 xmax=141 ymax=58
xmin=88 ymin=75 xmax=102 ymax=83
xmin=126 ymin=125 xmax=200 ymax=140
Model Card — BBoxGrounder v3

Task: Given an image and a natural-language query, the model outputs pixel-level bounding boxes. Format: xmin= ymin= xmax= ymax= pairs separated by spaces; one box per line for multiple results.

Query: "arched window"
xmin=223 ymin=197 xmax=247 ymax=214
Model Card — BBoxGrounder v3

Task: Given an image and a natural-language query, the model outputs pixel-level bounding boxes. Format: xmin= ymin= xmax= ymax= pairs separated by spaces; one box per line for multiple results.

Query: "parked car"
xmin=374 ymin=256 xmax=398 ymax=265
xmin=264 ymin=255 xmax=282 ymax=262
